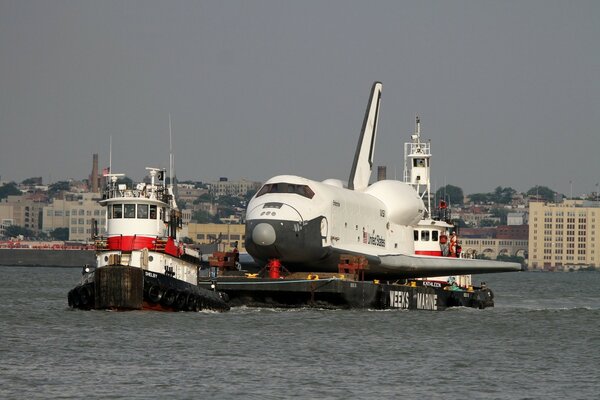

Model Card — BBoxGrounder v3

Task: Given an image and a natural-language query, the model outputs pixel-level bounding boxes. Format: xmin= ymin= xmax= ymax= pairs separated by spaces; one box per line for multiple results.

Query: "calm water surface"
xmin=1 ymin=266 xmax=599 ymax=399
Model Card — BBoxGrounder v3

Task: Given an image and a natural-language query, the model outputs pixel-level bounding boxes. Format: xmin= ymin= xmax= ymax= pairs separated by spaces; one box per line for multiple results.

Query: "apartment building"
xmin=0 ymin=195 xmax=45 ymax=234
xmin=66 ymin=193 xmax=106 ymax=241
xmin=528 ymin=200 xmax=600 ymax=271
xmin=187 ymin=222 xmax=246 ymax=252
xmin=210 ymin=178 xmax=262 ymax=198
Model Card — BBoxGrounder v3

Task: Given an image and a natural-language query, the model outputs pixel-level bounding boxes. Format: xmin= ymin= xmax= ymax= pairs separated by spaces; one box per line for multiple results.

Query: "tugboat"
xmin=68 ymin=168 xmax=229 ymax=312
xmin=404 ymin=116 xmax=493 ymax=308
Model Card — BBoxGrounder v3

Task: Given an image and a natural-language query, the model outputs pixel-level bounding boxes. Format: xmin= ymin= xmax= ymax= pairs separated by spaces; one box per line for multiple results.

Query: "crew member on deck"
xmin=449 ymin=232 xmax=458 ymax=257
xmin=232 ymin=241 xmax=240 ymax=270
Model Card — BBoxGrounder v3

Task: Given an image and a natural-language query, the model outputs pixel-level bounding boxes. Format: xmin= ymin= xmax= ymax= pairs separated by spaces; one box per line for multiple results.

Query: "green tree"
xmin=490 ymin=208 xmax=509 ymax=225
xmin=192 ymin=210 xmax=218 ymax=223
xmin=0 ymin=182 xmax=21 ymax=200
xmin=21 ymin=177 xmax=42 ymax=185
xmin=468 ymin=192 xmax=492 ymax=204
xmin=217 ymin=206 xmax=237 ymax=220
xmin=479 ymin=219 xmax=499 ymax=227
xmin=116 ymin=176 xmax=133 ymax=187
xmin=492 ymin=186 xmax=517 ymax=204
xmin=50 ymin=227 xmax=69 ymax=241
xmin=48 ymin=181 xmax=71 ymax=197
xmin=193 ymin=193 xmax=212 ymax=204
xmin=3 ymin=225 xmax=34 ymax=239
xmin=243 ymin=189 xmax=257 ymax=203
xmin=435 ymin=185 xmax=464 ymax=206
xmin=217 ymin=195 xmax=243 ymax=208
xmin=527 ymin=186 xmax=556 ymax=202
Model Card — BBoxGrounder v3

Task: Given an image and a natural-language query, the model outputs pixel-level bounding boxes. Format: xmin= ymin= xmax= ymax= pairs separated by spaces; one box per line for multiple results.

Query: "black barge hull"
xmin=68 ymin=266 xmax=229 ymax=312
xmin=198 ymin=276 xmax=494 ymax=310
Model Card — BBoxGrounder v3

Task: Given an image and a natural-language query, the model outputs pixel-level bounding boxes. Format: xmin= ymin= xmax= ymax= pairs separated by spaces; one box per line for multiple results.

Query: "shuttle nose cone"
xmin=252 ymin=222 xmax=276 ymax=246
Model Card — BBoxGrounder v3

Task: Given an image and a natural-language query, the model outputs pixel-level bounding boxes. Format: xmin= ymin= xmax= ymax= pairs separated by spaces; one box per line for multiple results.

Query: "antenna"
xmin=570 ymin=180 xmax=573 ymax=200
xmin=169 ymin=113 xmax=173 ymax=190
xmin=109 ymin=135 xmax=112 ymax=174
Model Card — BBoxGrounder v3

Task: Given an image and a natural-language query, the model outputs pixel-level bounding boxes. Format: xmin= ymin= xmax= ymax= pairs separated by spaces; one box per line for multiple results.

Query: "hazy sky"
xmin=1 ymin=1 xmax=598 ymax=196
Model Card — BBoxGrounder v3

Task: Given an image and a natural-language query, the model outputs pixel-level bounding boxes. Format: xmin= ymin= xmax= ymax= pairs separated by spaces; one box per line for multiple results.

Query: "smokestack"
xmin=91 ymin=153 xmax=99 ymax=192
xmin=377 ymin=166 xmax=387 ymax=181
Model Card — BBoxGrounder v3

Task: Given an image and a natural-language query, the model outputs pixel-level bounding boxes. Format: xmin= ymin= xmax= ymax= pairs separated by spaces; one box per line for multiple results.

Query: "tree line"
xmin=434 ymin=185 xmax=559 ymax=206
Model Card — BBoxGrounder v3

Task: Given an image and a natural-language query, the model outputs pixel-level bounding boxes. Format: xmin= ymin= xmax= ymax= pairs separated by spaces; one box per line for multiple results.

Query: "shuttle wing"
xmin=348 ymin=81 xmax=382 ymax=191
xmin=331 ymin=244 xmax=520 ymax=278
xmin=376 ymin=254 xmax=521 ymax=278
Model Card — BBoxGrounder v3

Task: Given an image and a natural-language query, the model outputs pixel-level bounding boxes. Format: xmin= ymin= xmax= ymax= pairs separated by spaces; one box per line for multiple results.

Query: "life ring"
xmin=147 ymin=285 xmax=162 ymax=303
xmin=439 ymin=235 xmax=448 ymax=244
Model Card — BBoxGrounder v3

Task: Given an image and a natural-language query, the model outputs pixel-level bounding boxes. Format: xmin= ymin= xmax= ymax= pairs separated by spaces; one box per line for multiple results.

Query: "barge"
xmin=198 ymin=254 xmax=494 ymax=310
xmin=219 ymin=111 xmax=515 ymax=310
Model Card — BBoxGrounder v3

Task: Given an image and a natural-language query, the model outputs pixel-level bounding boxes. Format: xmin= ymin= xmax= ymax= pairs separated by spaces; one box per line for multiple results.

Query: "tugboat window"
xmin=113 ymin=204 xmax=123 ymax=219
xmin=432 ymin=231 xmax=439 ymax=241
xmin=124 ymin=204 xmax=136 ymax=218
xmin=137 ymin=204 xmax=149 ymax=219
xmin=421 ymin=230 xmax=430 ymax=241
xmin=149 ymin=205 xmax=157 ymax=219
xmin=107 ymin=205 xmax=112 ymax=219
xmin=414 ymin=230 xmax=419 ymax=241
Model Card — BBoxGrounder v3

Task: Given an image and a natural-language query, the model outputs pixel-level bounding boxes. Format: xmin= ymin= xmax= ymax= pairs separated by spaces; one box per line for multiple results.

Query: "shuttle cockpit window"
xmin=256 ymin=183 xmax=315 ymax=199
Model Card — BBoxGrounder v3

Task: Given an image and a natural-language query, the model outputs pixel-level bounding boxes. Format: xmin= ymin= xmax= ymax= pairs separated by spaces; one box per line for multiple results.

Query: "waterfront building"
xmin=457 ymin=224 xmax=528 ymax=260
xmin=187 ymin=222 xmax=246 ymax=252
xmin=42 ymin=198 xmax=71 ymax=233
xmin=456 ymin=206 xmax=500 ymax=227
xmin=460 ymin=238 xmax=528 ymax=260
xmin=66 ymin=193 xmax=105 ymax=241
xmin=0 ymin=195 xmax=45 ymax=235
xmin=181 ymin=208 xmax=193 ymax=225
xmin=507 ymin=212 xmax=527 ymax=226
xmin=0 ymin=204 xmax=14 ymax=237
xmin=176 ymin=185 xmax=208 ymax=204
xmin=528 ymin=200 xmax=600 ymax=271
xmin=210 ymin=178 xmax=262 ymax=198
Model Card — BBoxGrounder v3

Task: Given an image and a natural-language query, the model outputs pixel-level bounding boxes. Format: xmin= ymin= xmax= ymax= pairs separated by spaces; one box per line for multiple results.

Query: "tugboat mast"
xmin=403 ymin=116 xmax=432 ymax=217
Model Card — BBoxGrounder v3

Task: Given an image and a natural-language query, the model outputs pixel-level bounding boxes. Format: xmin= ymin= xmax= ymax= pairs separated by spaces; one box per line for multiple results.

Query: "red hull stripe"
xmin=415 ymin=250 xmax=443 ymax=256
xmin=107 ymin=235 xmax=182 ymax=256
xmin=107 ymin=236 xmax=156 ymax=251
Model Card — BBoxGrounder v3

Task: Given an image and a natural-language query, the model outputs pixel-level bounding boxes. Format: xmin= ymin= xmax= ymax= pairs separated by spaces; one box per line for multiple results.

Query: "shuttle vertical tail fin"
xmin=348 ymin=81 xmax=382 ymax=191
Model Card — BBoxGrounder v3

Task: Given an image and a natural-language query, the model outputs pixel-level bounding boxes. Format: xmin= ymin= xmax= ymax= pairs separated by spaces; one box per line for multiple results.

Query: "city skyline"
xmin=1 ymin=159 xmax=596 ymax=200
xmin=1 ymin=1 xmax=598 ymax=196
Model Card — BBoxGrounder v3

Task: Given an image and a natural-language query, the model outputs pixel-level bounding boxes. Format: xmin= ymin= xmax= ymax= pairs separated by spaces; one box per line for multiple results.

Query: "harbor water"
xmin=1 ymin=266 xmax=599 ymax=399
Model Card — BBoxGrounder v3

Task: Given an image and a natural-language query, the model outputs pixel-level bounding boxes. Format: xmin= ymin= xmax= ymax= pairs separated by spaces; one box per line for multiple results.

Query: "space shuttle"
xmin=244 ymin=82 xmax=520 ymax=279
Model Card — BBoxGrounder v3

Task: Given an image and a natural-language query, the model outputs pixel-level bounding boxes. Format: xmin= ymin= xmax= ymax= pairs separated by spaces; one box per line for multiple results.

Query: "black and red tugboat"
xmin=68 ymin=168 xmax=229 ymax=312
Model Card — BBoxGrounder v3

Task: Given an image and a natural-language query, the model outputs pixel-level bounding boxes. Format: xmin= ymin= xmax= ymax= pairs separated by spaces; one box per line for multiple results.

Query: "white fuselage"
xmin=245 ymin=175 xmax=425 ymax=272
